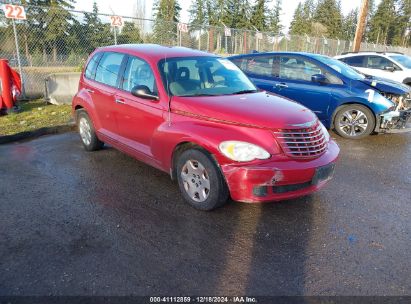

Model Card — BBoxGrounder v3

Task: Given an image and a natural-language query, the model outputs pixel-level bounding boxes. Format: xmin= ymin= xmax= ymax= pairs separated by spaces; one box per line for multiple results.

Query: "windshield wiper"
xmin=232 ymin=89 xmax=258 ymax=95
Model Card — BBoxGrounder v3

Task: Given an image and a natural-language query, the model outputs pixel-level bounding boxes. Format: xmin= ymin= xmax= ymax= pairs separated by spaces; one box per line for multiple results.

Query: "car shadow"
xmin=77 ymin=144 xmax=317 ymax=296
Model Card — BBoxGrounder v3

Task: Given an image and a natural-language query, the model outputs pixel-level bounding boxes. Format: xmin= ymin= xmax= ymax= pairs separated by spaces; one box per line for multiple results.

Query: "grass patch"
xmin=0 ymin=100 xmax=72 ymax=136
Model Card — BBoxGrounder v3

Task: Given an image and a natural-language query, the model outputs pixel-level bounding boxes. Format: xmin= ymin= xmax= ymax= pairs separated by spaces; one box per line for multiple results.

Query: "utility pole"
xmin=353 ymin=0 xmax=369 ymax=52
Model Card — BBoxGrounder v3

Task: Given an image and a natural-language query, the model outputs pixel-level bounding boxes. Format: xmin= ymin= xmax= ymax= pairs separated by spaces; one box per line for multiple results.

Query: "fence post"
xmin=11 ymin=19 xmax=26 ymax=99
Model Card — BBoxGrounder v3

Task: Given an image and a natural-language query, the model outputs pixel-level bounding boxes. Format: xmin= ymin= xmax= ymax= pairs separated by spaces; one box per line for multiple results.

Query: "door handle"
xmin=275 ymin=83 xmax=288 ymax=89
xmin=115 ymin=98 xmax=126 ymax=104
xmin=85 ymin=88 xmax=94 ymax=93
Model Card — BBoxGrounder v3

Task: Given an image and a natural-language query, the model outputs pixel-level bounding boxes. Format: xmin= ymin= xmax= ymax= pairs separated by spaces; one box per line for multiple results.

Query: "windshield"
xmin=313 ymin=55 xmax=365 ymax=80
xmin=389 ymin=54 xmax=411 ymax=69
xmin=158 ymin=56 xmax=257 ymax=97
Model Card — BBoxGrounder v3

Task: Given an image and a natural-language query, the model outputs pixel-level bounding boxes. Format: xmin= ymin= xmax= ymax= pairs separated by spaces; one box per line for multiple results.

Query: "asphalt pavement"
xmin=0 ymin=131 xmax=410 ymax=296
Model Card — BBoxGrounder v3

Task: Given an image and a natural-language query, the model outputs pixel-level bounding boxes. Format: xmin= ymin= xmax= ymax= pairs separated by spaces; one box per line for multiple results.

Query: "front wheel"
xmin=176 ymin=148 xmax=229 ymax=211
xmin=334 ymin=105 xmax=375 ymax=139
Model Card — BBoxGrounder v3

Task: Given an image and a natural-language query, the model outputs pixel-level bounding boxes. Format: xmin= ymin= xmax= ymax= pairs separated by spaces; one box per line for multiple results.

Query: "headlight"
xmin=219 ymin=141 xmax=270 ymax=162
xmin=320 ymin=122 xmax=330 ymax=142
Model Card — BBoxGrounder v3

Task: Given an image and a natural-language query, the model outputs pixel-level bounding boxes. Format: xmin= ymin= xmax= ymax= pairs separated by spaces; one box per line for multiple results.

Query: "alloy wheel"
xmin=180 ymin=159 xmax=211 ymax=202
xmin=79 ymin=117 xmax=92 ymax=146
xmin=338 ymin=109 xmax=369 ymax=137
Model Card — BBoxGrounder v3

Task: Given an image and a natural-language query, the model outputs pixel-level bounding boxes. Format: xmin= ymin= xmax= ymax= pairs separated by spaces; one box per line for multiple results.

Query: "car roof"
xmin=230 ymin=52 xmax=320 ymax=58
xmin=94 ymin=44 xmax=215 ymax=62
xmin=336 ymin=52 xmax=404 ymax=58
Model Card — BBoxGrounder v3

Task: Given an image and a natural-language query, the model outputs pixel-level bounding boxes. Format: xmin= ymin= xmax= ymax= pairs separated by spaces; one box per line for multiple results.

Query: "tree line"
xmin=156 ymin=0 xmax=410 ymax=46
xmin=0 ymin=0 xmax=409 ymax=66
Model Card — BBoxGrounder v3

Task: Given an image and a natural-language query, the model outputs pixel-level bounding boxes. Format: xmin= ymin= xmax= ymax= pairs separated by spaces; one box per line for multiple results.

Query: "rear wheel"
xmin=334 ymin=105 xmax=375 ymax=139
xmin=76 ymin=110 xmax=104 ymax=151
xmin=176 ymin=148 xmax=229 ymax=211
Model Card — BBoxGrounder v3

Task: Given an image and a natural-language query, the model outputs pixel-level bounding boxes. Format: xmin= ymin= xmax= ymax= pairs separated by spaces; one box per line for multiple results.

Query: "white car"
xmin=335 ymin=52 xmax=411 ymax=87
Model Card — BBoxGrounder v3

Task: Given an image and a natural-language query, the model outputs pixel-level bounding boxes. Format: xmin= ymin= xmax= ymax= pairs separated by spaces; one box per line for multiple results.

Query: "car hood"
xmin=171 ymin=91 xmax=317 ymax=129
xmin=359 ymin=77 xmax=410 ymax=95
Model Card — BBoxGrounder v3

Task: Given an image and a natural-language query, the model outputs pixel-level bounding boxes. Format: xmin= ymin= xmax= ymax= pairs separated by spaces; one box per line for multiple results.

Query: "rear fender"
xmin=72 ymin=87 xmax=100 ymax=130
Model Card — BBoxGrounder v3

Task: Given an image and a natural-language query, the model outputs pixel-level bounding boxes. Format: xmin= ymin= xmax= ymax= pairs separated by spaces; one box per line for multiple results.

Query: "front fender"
xmin=150 ymin=114 xmax=281 ymax=172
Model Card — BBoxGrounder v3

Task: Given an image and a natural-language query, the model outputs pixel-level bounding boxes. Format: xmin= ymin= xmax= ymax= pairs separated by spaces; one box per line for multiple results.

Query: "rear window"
xmin=245 ymin=56 xmax=273 ymax=77
xmin=94 ymin=52 xmax=126 ymax=87
xmin=342 ymin=56 xmax=366 ymax=67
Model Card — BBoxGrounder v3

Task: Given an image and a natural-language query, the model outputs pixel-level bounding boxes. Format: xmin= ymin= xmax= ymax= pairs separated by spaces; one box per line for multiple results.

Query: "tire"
xmin=176 ymin=148 xmax=229 ymax=211
xmin=334 ymin=104 xmax=375 ymax=139
xmin=76 ymin=110 xmax=104 ymax=151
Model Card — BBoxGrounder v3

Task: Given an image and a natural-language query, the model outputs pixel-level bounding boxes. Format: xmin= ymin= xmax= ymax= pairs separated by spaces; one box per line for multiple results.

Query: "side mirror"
xmin=131 ymin=85 xmax=159 ymax=101
xmin=311 ymin=74 xmax=327 ymax=84
xmin=384 ymin=66 xmax=395 ymax=72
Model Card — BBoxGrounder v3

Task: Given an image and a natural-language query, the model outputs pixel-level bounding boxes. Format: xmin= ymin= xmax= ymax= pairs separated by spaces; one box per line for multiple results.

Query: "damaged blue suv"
xmin=229 ymin=52 xmax=411 ymax=139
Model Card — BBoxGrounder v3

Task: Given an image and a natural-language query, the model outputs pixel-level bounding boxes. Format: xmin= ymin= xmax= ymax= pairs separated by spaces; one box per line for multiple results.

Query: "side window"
xmin=230 ymin=58 xmax=246 ymax=70
xmin=122 ymin=56 xmax=157 ymax=95
xmin=95 ymin=52 xmax=125 ymax=87
xmin=366 ymin=56 xmax=398 ymax=70
xmin=84 ymin=53 xmax=102 ymax=80
xmin=279 ymin=56 xmax=322 ymax=82
xmin=344 ymin=56 xmax=366 ymax=67
xmin=244 ymin=56 xmax=273 ymax=77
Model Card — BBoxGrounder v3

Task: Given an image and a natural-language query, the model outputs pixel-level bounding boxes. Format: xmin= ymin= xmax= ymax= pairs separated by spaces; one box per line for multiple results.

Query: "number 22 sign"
xmin=2 ymin=4 xmax=27 ymax=20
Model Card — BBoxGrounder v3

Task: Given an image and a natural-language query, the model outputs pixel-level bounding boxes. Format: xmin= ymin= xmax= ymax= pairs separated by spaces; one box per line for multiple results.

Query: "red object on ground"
xmin=0 ymin=59 xmax=21 ymax=110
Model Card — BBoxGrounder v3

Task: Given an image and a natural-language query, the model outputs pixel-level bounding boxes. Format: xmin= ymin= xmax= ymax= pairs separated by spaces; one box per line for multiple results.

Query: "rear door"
xmin=91 ymin=52 xmax=127 ymax=137
xmin=231 ymin=55 xmax=276 ymax=93
xmin=114 ymin=55 xmax=165 ymax=158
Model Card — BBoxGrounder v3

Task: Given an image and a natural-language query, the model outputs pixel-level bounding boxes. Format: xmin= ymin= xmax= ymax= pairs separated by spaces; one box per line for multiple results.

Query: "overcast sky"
xmin=75 ymin=0 xmax=378 ymax=32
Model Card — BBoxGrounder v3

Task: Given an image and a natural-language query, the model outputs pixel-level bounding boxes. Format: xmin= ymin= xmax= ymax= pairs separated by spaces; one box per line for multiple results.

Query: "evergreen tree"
xmin=82 ymin=2 xmax=111 ymax=52
xmin=313 ymin=0 xmax=344 ymax=38
xmin=267 ymin=0 xmax=282 ymax=34
xmin=290 ymin=0 xmax=315 ymax=36
xmin=341 ymin=8 xmax=358 ymax=41
xmin=290 ymin=2 xmax=305 ymax=35
xmin=367 ymin=0 xmax=397 ymax=44
xmin=152 ymin=0 xmax=181 ymax=45
xmin=189 ymin=0 xmax=207 ymax=27
xmin=396 ymin=0 xmax=411 ymax=46
xmin=43 ymin=0 xmax=76 ymax=62
xmin=250 ymin=0 xmax=268 ymax=31
xmin=235 ymin=0 xmax=253 ymax=29
xmin=117 ymin=22 xmax=143 ymax=44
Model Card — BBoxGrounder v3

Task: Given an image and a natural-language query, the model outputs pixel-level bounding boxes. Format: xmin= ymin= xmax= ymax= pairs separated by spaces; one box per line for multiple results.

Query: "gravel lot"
xmin=0 ymin=132 xmax=410 ymax=296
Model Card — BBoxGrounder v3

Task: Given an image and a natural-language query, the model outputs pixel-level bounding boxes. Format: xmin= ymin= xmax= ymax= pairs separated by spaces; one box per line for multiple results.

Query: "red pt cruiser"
xmin=72 ymin=44 xmax=339 ymax=210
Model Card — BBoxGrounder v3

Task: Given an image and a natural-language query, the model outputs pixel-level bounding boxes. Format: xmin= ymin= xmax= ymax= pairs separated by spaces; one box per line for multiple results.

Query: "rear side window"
xmin=84 ymin=53 xmax=102 ymax=80
xmin=243 ymin=56 xmax=273 ymax=77
xmin=95 ymin=52 xmax=125 ymax=87
xmin=343 ymin=56 xmax=366 ymax=67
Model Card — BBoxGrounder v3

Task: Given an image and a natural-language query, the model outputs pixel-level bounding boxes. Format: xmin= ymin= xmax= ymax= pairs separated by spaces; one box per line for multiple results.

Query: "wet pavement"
xmin=0 ymin=132 xmax=410 ymax=296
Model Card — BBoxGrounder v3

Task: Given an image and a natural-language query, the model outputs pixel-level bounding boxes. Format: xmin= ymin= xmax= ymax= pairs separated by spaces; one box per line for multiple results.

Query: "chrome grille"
xmin=274 ymin=122 xmax=327 ymax=158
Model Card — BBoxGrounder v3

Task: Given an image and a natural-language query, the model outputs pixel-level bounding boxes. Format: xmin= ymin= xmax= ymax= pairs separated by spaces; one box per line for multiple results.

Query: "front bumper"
xmin=220 ymin=140 xmax=340 ymax=203
xmin=377 ymin=109 xmax=411 ymax=133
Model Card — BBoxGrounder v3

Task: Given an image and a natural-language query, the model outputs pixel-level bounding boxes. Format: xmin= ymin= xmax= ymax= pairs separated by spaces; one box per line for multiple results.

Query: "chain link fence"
xmin=1 ymin=2 xmax=410 ymax=99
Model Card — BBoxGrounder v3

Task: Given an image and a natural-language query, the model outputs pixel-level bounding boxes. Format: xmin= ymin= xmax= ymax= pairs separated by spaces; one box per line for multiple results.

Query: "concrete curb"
xmin=0 ymin=123 xmax=76 ymax=145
